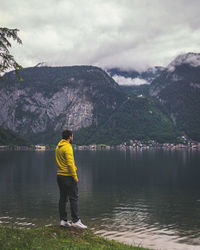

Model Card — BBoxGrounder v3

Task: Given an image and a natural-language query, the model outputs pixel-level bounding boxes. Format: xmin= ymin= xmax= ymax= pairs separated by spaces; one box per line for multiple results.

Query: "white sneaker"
xmin=71 ymin=219 xmax=87 ymax=229
xmin=60 ymin=220 xmax=71 ymax=227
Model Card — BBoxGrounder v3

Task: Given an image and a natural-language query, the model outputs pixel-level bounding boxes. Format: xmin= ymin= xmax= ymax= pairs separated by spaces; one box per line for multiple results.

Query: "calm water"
xmin=0 ymin=149 xmax=200 ymax=250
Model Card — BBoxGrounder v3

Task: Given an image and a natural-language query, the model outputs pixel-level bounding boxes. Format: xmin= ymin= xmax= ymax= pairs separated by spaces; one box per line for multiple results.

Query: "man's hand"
xmin=74 ymin=177 xmax=79 ymax=183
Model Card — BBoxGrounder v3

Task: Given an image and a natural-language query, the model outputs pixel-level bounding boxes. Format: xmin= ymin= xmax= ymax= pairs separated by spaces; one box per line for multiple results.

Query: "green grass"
xmin=0 ymin=225 xmax=150 ymax=250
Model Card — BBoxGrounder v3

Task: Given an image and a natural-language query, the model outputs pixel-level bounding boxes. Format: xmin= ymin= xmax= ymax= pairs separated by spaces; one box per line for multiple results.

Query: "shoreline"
xmin=0 ymin=142 xmax=200 ymax=151
xmin=0 ymin=225 xmax=149 ymax=250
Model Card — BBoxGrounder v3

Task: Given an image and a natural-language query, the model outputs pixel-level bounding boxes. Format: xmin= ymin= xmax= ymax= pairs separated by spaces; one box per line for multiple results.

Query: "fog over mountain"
xmin=167 ymin=52 xmax=200 ymax=72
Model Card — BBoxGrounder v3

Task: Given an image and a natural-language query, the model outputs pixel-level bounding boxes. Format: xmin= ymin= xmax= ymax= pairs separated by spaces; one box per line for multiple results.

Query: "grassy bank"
xmin=0 ymin=225 xmax=150 ymax=250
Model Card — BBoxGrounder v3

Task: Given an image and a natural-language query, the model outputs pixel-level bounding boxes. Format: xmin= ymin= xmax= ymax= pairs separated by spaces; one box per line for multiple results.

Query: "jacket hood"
xmin=57 ymin=139 xmax=70 ymax=148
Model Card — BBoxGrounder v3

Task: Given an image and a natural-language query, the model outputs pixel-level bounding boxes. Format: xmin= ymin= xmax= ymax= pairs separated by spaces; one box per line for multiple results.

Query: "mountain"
xmin=149 ymin=52 xmax=200 ymax=141
xmin=0 ymin=126 xmax=30 ymax=146
xmin=0 ymin=65 xmax=180 ymax=145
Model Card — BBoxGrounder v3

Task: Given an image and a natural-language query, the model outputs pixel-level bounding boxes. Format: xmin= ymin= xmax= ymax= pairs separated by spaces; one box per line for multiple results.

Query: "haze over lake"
xmin=0 ymin=149 xmax=200 ymax=250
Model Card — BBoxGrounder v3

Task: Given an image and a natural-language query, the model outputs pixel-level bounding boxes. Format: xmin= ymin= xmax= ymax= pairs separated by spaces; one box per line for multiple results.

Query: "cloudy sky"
xmin=1 ymin=0 xmax=200 ymax=71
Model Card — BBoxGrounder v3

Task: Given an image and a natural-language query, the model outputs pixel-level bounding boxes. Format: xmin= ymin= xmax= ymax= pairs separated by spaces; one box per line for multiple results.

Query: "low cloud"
xmin=113 ymin=75 xmax=149 ymax=86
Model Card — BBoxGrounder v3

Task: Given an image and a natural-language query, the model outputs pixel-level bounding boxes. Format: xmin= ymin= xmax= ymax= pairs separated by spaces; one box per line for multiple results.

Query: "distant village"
xmin=0 ymin=136 xmax=200 ymax=151
xmin=74 ymin=137 xmax=200 ymax=151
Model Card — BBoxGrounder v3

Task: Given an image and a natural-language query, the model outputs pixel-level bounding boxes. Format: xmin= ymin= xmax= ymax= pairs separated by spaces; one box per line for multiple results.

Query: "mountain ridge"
xmin=0 ymin=65 xmax=180 ymax=145
xmin=150 ymin=52 xmax=200 ymax=141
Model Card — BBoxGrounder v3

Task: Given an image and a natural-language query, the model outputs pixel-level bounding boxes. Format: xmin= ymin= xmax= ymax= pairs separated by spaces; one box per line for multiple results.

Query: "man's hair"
xmin=62 ymin=129 xmax=73 ymax=140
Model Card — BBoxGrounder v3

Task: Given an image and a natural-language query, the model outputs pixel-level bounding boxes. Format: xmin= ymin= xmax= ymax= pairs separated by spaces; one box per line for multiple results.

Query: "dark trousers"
xmin=57 ymin=175 xmax=79 ymax=223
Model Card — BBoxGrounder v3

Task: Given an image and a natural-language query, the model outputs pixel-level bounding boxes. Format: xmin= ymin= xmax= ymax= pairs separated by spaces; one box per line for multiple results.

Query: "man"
xmin=55 ymin=129 xmax=87 ymax=229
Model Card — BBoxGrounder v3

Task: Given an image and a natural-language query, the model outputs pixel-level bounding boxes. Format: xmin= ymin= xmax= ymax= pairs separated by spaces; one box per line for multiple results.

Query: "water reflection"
xmin=0 ymin=149 xmax=200 ymax=250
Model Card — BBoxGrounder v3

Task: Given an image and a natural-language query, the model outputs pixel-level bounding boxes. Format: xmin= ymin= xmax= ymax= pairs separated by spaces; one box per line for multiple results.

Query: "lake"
xmin=0 ymin=149 xmax=200 ymax=250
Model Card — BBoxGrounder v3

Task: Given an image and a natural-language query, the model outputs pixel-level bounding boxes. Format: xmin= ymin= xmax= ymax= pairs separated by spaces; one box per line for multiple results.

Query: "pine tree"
xmin=0 ymin=27 xmax=23 ymax=80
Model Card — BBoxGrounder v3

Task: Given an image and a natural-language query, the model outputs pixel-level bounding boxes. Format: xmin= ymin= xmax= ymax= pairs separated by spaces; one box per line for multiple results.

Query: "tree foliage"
xmin=0 ymin=27 xmax=23 ymax=79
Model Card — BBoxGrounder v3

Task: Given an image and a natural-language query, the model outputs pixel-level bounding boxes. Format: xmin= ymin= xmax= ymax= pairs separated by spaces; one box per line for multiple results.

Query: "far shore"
xmin=0 ymin=140 xmax=200 ymax=151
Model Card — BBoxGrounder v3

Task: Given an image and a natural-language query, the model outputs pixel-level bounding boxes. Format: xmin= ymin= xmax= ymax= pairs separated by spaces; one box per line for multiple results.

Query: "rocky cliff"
xmin=0 ymin=66 xmax=124 ymax=143
xmin=0 ymin=67 xmax=98 ymax=134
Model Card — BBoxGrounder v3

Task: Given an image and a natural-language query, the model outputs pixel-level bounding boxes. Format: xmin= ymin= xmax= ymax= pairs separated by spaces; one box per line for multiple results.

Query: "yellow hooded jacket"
xmin=55 ymin=139 xmax=77 ymax=180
